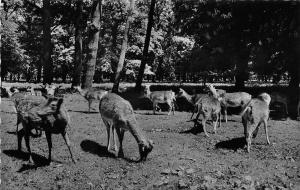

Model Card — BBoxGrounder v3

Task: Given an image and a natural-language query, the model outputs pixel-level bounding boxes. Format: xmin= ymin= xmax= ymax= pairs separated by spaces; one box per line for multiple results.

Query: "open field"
xmin=1 ymin=93 xmax=299 ymax=190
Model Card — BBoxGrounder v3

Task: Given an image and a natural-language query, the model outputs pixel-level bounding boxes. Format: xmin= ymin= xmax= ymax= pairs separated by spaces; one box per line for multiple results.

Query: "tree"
xmin=72 ymin=0 xmax=84 ymax=87
xmin=112 ymin=0 xmax=135 ymax=93
xmin=135 ymin=0 xmax=156 ymax=91
xmin=42 ymin=0 xmax=53 ymax=84
xmin=81 ymin=0 xmax=102 ymax=88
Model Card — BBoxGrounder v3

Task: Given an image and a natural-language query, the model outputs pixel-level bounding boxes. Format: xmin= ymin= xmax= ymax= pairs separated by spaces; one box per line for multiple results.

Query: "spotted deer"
xmin=18 ymin=97 xmax=76 ymax=164
xmin=192 ymin=84 xmax=222 ymax=137
xmin=144 ymin=85 xmax=176 ymax=115
xmin=99 ymin=93 xmax=153 ymax=161
xmin=240 ymin=92 xmax=271 ymax=153
xmin=74 ymin=86 xmax=108 ymax=112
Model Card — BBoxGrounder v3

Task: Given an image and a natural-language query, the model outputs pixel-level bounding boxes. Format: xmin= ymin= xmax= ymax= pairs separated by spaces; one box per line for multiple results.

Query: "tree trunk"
xmin=135 ymin=0 xmax=156 ymax=91
xmin=37 ymin=62 xmax=42 ymax=82
xmin=235 ymin=49 xmax=249 ymax=89
xmin=72 ymin=0 xmax=84 ymax=87
xmin=81 ymin=0 xmax=102 ymax=89
xmin=42 ymin=0 xmax=53 ymax=84
xmin=112 ymin=0 xmax=135 ymax=93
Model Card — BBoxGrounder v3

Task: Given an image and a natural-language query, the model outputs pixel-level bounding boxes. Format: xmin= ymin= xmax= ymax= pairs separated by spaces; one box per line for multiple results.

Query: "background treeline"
xmin=1 ymin=0 xmax=299 ymax=91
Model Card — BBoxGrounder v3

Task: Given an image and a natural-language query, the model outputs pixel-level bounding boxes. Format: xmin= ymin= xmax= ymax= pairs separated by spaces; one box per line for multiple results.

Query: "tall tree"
xmin=112 ymin=0 xmax=135 ymax=93
xmin=135 ymin=0 xmax=156 ymax=91
xmin=81 ymin=0 xmax=102 ymax=88
xmin=42 ymin=0 xmax=53 ymax=84
xmin=72 ymin=0 xmax=84 ymax=87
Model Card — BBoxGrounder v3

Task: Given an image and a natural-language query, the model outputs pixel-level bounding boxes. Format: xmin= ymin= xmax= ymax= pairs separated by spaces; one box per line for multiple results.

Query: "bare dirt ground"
xmin=1 ymin=94 xmax=300 ymax=190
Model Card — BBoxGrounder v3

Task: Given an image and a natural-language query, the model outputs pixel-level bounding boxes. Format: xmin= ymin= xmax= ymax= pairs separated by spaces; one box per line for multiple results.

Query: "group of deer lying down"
xmin=2 ymin=83 xmax=299 ymax=165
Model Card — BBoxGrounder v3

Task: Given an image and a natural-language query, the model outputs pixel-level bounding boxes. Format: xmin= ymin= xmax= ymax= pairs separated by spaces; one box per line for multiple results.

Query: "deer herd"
xmin=2 ymin=83 xmax=300 ymax=166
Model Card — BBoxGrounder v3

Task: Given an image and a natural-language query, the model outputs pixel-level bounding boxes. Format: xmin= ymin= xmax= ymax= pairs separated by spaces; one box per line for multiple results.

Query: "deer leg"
xmin=61 ymin=131 xmax=76 ymax=163
xmin=252 ymin=125 xmax=259 ymax=138
xmin=167 ymin=101 xmax=172 ymax=115
xmin=88 ymin=100 xmax=92 ymax=113
xmin=17 ymin=128 xmax=25 ymax=151
xmin=212 ymin=114 xmax=218 ymax=134
xmin=45 ymin=131 xmax=52 ymax=163
xmin=202 ymin=114 xmax=209 ymax=137
xmin=24 ymin=129 xmax=34 ymax=164
xmin=112 ymin=125 xmax=118 ymax=154
xmin=172 ymin=101 xmax=175 ymax=115
xmin=103 ymin=120 xmax=112 ymax=151
xmin=246 ymin=125 xmax=256 ymax=153
xmin=218 ymin=112 xmax=221 ymax=128
xmin=116 ymin=127 xmax=125 ymax=158
xmin=224 ymin=107 xmax=228 ymax=123
xmin=153 ymin=102 xmax=157 ymax=115
xmin=263 ymin=119 xmax=270 ymax=145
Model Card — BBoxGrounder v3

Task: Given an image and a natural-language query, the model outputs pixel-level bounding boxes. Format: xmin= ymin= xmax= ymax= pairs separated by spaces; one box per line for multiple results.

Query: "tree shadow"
xmin=2 ymin=149 xmax=51 ymax=172
xmin=215 ymin=137 xmax=246 ymax=151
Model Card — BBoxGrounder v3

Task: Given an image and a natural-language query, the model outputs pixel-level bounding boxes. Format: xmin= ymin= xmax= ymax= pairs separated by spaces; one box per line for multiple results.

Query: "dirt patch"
xmin=1 ymin=94 xmax=299 ymax=189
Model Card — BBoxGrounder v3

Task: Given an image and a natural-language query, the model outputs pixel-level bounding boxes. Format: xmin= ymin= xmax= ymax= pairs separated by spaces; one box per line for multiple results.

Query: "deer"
xmin=99 ymin=93 xmax=153 ymax=161
xmin=18 ymin=97 xmax=76 ymax=164
xmin=4 ymin=86 xmax=47 ymax=136
xmin=176 ymin=88 xmax=206 ymax=119
xmin=218 ymin=91 xmax=252 ymax=123
xmin=144 ymin=85 xmax=176 ymax=115
xmin=73 ymin=86 xmax=108 ymax=112
xmin=192 ymin=84 xmax=223 ymax=137
xmin=27 ymin=86 xmax=43 ymax=96
xmin=240 ymin=92 xmax=271 ymax=153
xmin=270 ymin=92 xmax=288 ymax=117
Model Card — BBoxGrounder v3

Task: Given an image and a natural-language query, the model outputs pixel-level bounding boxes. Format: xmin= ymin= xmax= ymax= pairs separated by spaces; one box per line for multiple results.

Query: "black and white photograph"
xmin=1 ymin=0 xmax=299 ymax=189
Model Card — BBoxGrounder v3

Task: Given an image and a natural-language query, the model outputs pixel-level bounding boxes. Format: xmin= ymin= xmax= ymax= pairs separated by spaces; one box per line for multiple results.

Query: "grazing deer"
xmin=193 ymin=84 xmax=222 ymax=137
xmin=99 ymin=93 xmax=153 ymax=161
xmin=144 ymin=85 xmax=176 ymax=115
xmin=240 ymin=93 xmax=271 ymax=153
xmin=176 ymin=88 xmax=206 ymax=118
xmin=74 ymin=86 xmax=108 ymax=112
xmin=18 ymin=97 xmax=76 ymax=164
xmin=270 ymin=92 xmax=288 ymax=117
xmin=218 ymin=92 xmax=252 ymax=123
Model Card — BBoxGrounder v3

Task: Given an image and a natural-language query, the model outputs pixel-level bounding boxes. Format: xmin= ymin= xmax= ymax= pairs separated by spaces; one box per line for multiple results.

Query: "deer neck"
xmin=182 ymin=91 xmax=193 ymax=104
xmin=128 ymin=120 xmax=148 ymax=146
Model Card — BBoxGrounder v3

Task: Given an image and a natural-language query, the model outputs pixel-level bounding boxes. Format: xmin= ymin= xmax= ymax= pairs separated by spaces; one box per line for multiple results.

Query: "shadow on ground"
xmin=2 ymin=149 xmax=51 ymax=172
xmin=80 ymin=140 xmax=140 ymax=163
xmin=70 ymin=110 xmax=99 ymax=114
xmin=179 ymin=121 xmax=204 ymax=135
xmin=215 ymin=137 xmax=246 ymax=151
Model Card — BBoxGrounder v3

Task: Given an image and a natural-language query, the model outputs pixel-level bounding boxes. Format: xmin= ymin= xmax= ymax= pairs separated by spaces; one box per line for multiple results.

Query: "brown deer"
xmin=18 ymin=97 xmax=76 ymax=164
xmin=99 ymin=93 xmax=153 ymax=161
xmin=240 ymin=93 xmax=271 ymax=153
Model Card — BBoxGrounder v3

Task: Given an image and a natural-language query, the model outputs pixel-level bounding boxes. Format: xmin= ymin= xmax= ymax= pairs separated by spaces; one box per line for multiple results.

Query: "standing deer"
xmin=74 ymin=86 xmax=108 ymax=112
xmin=99 ymin=93 xmax=153 ymax=161
xmin=193 ymin=84 xmax=222 ymax=137
xmin=218 ymin=92 xmax=252 ymax=123
xmin=18 ymin=97 xmax=76 ymax=164
xmin=176 ymin=88 xmax=206 ymax=119
xmin=240 ymin=93 xmax=271 ymax=153
xmin=144 ymin=85 xmax=176 ymax=115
